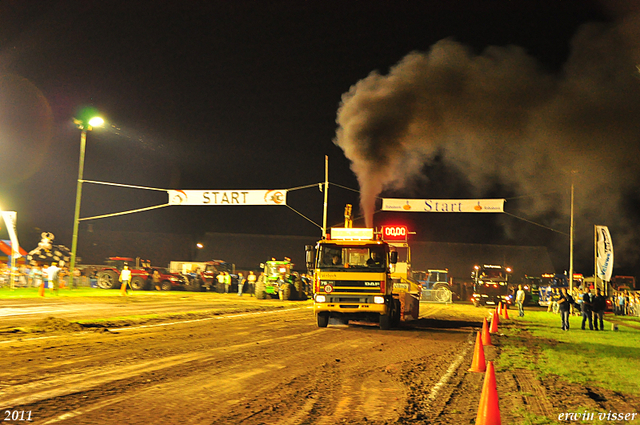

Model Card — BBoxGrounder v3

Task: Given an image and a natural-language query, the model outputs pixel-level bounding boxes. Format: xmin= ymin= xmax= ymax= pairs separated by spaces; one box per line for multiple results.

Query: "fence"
xmin=0 ymin=274 xmax=97 ymax=289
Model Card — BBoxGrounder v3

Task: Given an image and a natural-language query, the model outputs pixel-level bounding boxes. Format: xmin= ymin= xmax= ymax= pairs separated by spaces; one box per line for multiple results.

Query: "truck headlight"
xmin=373 ymin=296 xmax=385 ymax=304
xmin=315 ymin=294 xmax=326 ymax=303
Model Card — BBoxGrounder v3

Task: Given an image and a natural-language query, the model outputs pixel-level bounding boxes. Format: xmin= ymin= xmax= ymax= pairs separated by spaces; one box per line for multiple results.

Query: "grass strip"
xmin=497 ymin=310 xmax=640 ymax=396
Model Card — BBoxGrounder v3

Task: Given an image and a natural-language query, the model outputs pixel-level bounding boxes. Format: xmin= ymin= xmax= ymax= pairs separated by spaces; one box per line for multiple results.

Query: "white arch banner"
xmin=168 ymin=189 xmax=287 ymax=206
xmin=382 ymin=198 xmax=505 ymax=213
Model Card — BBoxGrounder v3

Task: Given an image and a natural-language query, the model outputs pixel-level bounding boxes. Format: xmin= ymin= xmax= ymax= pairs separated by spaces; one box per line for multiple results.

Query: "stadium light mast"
xmin=70 ymin=115 xmax=104 ymax=276
xmin=569 ymin=170 xmax=577 ymax=295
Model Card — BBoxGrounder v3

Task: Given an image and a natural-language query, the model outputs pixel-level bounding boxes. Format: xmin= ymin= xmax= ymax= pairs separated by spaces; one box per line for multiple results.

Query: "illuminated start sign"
xmin=330 ymin=228 xmax=374 ymax=240
xmin=382 ymin=225 xmax=408 ymax=241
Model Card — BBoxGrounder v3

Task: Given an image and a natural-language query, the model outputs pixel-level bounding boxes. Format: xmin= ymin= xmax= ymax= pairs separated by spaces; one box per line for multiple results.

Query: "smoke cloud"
xmin=334 ymin=16 xmax=640 ymax=265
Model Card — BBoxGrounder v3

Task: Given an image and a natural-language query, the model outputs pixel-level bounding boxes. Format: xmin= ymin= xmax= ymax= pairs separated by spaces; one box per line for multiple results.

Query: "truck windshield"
xmin=318 ymin=244 xmax=386 ymax=271
xmin=479 ymin=269 xmax=505 ymax=280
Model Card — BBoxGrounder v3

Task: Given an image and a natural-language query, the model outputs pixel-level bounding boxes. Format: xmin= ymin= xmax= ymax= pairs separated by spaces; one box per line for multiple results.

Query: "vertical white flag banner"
xmin=595 ymin=225 xmax=614 ymax=281
xmin=1 ymin=211 xmax=21 ymax=258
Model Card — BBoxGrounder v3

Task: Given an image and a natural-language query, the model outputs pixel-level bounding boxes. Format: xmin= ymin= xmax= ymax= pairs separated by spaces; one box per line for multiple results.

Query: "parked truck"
xmin=305 ymin=227 xmax=420 ymax=329
xmin=471 ymin=264 xmax=513 ymax=307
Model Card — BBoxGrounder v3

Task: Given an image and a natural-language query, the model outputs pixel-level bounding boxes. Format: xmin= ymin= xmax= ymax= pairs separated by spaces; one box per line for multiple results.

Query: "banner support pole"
xmin=594 ymin=224 xmax=598 ymax=294
xmin=322 ymin=155 xmax=329 ymax=238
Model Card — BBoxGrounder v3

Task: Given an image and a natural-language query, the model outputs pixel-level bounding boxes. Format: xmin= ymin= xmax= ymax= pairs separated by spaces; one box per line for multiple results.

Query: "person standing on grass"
xmin=237 ymin=272 xmax=246 ymax=296
xmin=119 ymin=264 xmax=131 ymax=295
xmin=581 ymin=287 xmax=594 ymax=330
xmin=224 ymin=272 xmax=232 ymax=293
xmin=217 ymin=272 xmax=225 ymax=292
xmin=516 ymin=284 xmax=526 ymax=317
xmin=48 ymin=262 xmax=61 ymax=295
xmin=42 ymin=264 xmax=49 ymax=290
xmin=558 ymin=287 xmax=573 ymax=331
xmin=31 ymin=265 xmax=42 ymax=288
xmin=592 ymin=288 xmax=606 ymax=331
xmin=616 ymin=291 xmax=626 ymax=316
xmin=247 ymin=271 xmax=257 ymax=296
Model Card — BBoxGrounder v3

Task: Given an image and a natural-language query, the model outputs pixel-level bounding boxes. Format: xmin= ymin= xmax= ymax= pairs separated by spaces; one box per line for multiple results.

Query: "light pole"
xmin=69 ymin=116 xmax=104 ymax=276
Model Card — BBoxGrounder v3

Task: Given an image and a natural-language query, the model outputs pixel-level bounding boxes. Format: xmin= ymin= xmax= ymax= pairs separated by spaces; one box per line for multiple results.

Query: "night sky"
xmin=1 ymin=1 xmax=639 ymax=277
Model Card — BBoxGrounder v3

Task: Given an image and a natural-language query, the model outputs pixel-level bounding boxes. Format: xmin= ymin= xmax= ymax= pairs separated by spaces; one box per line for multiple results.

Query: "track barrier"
xmin=475 ymin=361 xmax=501 ymax=425
xmin=502 ymin=305 xmax=509 ymax=320
xmin=489 ymin=311 xmax=499 ymax=333
xmin=468 ymin=331 xmax=486 ymax=373
xmin=481 ymin=317 xmax=492 ymax=346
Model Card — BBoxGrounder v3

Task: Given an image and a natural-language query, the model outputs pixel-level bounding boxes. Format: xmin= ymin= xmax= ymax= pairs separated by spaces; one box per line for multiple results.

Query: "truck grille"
xmin=331 ymin=287 xmax=381 ymax=294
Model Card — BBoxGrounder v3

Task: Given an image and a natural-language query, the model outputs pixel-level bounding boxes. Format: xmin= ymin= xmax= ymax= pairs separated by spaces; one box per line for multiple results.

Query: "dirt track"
xmin=5 ymin=296 xmax=636 ymax=424
xmin=0 ymin=296 xmax=483 ymax=424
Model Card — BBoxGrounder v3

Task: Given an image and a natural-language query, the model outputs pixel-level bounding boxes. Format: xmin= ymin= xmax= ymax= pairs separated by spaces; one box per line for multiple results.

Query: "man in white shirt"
xmin=516 ymin=284 xmax=526 ymax=317
xmin=120 ymin=264 xmax=132 ymax=295
xmin=48 ymin=262 xmax=61 ymax=295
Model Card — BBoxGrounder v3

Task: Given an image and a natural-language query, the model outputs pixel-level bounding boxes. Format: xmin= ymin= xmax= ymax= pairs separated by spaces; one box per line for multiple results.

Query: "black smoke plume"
xmin=334 ymin=15 xmax=640 ymax=266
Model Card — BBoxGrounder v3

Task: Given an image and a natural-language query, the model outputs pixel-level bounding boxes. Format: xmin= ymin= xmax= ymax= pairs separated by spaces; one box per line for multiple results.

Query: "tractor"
xmin=255 ymin=258 xmax=307 ymax=300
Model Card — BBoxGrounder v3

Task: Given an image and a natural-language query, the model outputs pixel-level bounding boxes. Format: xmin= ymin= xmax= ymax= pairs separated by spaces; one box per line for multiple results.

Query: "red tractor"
xmin=94 ymin=257 xmax=186 ymax=291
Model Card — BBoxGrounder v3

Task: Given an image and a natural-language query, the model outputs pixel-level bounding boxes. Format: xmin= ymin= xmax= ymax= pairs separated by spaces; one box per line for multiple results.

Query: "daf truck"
xmin=305 ymin=227 xmax=420 ymax=330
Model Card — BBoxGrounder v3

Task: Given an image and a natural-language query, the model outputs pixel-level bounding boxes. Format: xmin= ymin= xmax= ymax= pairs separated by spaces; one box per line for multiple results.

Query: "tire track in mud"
xmin=1 ymin=329 xmax=322 ymax=411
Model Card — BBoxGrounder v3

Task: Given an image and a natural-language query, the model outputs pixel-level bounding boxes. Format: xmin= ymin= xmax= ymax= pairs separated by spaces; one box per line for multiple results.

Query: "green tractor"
xmin=255 ymin=258 xmax=307 ymax=301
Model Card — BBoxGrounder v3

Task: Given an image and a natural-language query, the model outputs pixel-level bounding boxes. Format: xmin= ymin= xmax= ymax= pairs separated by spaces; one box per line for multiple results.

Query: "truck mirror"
xmin=390 ymin=251 xmax=398 ymax=264
xmin=305 ymin=245 xmax=315 ymax=269
xmin=259 ymin=263 xmax=265 ymax=269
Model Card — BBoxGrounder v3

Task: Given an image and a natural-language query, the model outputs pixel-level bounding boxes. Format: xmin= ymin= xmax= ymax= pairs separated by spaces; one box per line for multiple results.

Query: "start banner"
xmin=168 ymin=190 xmax=287 ymax=206
xmin=382 ymin=198 xmax=505 ymax=213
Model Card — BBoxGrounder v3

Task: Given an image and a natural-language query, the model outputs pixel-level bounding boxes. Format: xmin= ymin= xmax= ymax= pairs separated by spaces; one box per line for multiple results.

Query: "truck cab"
xmin=471 ymin=264 xmax=513 ymax=307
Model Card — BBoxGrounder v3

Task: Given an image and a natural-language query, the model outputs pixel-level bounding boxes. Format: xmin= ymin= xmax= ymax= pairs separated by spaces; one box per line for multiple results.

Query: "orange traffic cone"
xmin=481 ymin=317 xmax=492 ymax=346
xmin=38 ymin=282 xmax=45 ymax=297
xmin=496 ymin=302 xmax=502 ymax=316
xmin=502 ymin=305 xmax=510 ymax=320
xmin=120 ymin=281 xmax=128 ymax=296
xmin=476 ymin=361 xmax=501 ymax=425
xmin=468 ymin=331 xmax=486 ymax=372
xmin=489 ymin=311 xmax=499 ymax=333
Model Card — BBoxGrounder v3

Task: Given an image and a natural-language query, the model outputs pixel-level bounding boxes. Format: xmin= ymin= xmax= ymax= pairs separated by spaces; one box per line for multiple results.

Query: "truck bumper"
xmin=314 ymin=302 xmax=388 ymax=316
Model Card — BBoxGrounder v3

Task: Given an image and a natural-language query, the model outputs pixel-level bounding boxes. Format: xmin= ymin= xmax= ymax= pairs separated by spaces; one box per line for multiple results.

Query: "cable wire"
xmin=286 ymin=205 xmax=322 ymax=229
xmin=79 ymin=204 xmax=171 ymax=221
xmin=503 ymin=211 xmax=568 ymax=236
xmin=287 ymin=182 xmax=323 ymax=192
xmin=82 ymin=180 xmax=168 ymax=192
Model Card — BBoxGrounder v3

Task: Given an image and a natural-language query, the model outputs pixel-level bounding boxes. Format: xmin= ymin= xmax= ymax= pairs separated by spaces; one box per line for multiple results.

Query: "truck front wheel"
xmin=391 ymin=299 xmax=401 ymax=327
xmin=379 ymin=314 xmax=391 ymax=330
xmin=317 ymin=313 xmax=329 ymax=328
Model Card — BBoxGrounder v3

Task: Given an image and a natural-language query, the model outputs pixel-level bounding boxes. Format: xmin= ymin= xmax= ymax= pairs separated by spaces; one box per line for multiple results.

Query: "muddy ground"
xmin=0 ymin=295 xmax=638 ymax=424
